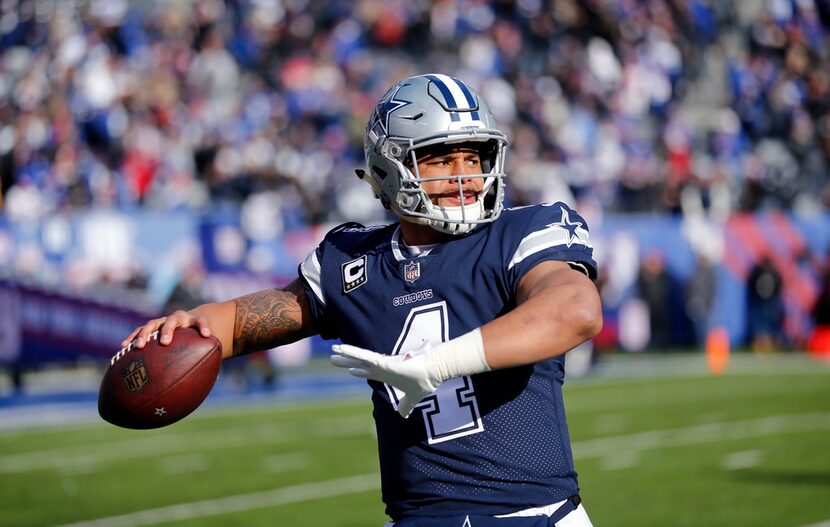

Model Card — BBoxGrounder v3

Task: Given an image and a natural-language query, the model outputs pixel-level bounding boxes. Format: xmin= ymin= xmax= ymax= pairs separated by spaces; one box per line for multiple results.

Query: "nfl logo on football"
xmin=121 ymin=359 xmax=149 ymax=392
xmin=404 ymin=261 xmax=420 ymax=283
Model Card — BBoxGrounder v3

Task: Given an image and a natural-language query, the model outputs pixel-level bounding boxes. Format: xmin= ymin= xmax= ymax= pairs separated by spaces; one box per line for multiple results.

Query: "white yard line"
xmin=0 ymin=425 xmax=287 ymax=474
xmin=721 ymin=450 xmax=763 ymax=471
xmin=0 ymin=417 xmax=372 ymax=474
xmin=156 ymin=453 xmax=211 ymax=475
xmin=5 ymin=411 xmax=827 ymax=476
xmin=571 ymin=412 xmax=830 ymax=460
xmin=53 ymin=473 xmax=380 ymax=527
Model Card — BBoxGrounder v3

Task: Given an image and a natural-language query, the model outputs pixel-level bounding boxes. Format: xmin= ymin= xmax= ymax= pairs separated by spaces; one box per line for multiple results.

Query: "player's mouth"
xmin=432 ymin=190 xmax=479 ymax=206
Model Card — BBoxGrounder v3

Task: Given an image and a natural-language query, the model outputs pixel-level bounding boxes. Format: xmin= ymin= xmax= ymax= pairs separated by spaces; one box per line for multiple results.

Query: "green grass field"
xmin=2 ymin=353 xmax=829 ymax=527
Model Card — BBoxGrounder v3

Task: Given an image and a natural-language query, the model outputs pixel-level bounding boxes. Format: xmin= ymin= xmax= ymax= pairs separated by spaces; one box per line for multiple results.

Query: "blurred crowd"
xmin=1 ymin=0 xmax=829 ymax=229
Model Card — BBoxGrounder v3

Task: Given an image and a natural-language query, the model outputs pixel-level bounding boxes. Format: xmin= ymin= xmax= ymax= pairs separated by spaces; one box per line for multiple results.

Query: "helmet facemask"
xmin=397 ymin=139 xmax=505 ymax=235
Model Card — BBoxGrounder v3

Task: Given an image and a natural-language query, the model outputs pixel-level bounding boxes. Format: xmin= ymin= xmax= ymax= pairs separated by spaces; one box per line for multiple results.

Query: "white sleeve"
xmin=299 ymin=249 xmax=326 ymax=306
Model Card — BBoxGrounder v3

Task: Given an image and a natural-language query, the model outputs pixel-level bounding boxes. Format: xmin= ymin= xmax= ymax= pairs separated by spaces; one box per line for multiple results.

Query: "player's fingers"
xmin=347 ymin=367 xmax=373 ymax=379
xmin=135 ymin=318 xmax=167 ymax=348
xmin=330 ymin=354 xmax=367 ymax=369
xmin=122 ymin=320 xmax=164 ymax=348
xmin=397 ymin=396 xmax=416 ymax=419
xmin=159 ymin=311 xmax=196 ymax=346
xmin=332 ymin=344 xmax=379 ymax=363
xmin=194 ymin=317 xmax=212 ymax=338
xmin=120 ymin=327 xmax=143 ymax=348
xmin=157 ymin=310 xmax=206 ymax=345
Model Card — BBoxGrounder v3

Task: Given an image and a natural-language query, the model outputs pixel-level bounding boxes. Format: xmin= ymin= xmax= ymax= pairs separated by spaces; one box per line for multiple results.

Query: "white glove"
xmin=331 ymin=342 xmax=440 ymax=418
xmin=331 ymin=329 xmax=490 ymax=418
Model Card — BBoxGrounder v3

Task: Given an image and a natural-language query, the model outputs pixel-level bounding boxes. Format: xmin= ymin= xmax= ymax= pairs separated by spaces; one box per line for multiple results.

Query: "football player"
xmin=123 ymin=74 xmax=602 ymax=526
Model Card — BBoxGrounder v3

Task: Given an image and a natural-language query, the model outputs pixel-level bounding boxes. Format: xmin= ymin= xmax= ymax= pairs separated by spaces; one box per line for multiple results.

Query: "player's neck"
xmin=399 ymin=220 xmax=452 ymax=246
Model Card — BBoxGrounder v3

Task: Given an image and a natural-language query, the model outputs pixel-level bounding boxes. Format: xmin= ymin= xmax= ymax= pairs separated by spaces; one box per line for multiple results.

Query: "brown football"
xmin=98 ymin=327 xmax=222 ymax=429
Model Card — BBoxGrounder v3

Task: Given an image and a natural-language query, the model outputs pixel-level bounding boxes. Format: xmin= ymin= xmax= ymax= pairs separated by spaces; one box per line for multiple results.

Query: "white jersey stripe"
xmin=300 ymin=250 xmax=326 ymax=306
xmin=508 ymin=226 xmax=591 ymax=270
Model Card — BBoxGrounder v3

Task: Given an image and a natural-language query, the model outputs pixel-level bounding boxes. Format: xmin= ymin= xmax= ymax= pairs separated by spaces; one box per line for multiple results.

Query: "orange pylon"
xmin=706 ymin=326 xmax=730 ymax=375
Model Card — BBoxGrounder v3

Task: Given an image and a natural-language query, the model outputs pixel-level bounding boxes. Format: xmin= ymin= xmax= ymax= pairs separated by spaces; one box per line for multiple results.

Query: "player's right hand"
xmin=121 ymin=310 xmax=213 ymax=349
xmin=331 ymin=342 xmax=442 ymax=418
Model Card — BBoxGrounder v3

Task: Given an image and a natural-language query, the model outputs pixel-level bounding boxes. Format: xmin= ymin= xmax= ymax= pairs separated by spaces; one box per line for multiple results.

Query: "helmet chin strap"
xmin=426 ymin=199 xmax=485 ymax=235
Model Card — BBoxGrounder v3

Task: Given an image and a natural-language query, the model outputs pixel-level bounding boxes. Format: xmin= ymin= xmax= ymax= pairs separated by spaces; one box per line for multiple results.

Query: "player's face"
xmin=414 ymin=146 xmax=484 ymax=208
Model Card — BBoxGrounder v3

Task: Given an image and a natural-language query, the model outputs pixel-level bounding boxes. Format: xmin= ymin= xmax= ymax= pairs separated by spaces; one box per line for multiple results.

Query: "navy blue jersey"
xmin=299 ymin=202 xmax=597 ymax=521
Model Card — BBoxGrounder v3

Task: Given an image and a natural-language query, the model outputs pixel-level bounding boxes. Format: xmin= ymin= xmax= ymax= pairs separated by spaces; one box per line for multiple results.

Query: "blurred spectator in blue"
xmin=746 ymin=255 xmax=785 ymax=353
xmin=0 ymin=0 xmax=826 ymax=224
xmin=0 ymin=0 xmax=828 ymax=301
xmin=637 ymin=249 xmax=672 ymax=350
xmin=685 ymin=251 xmax=716 ymax=347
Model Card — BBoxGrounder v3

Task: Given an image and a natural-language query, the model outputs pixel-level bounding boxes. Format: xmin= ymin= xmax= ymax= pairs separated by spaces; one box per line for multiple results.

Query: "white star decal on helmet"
xmin=373 ymin=85 xmax=412 ymax=136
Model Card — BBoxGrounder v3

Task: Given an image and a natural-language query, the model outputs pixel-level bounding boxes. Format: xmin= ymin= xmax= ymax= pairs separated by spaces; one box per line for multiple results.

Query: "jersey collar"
xmin=390 ymin=226 xmax=440 ymax=261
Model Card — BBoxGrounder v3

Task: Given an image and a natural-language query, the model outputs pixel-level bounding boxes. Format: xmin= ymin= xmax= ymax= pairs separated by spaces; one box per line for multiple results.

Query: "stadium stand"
xmin=0 ymin=0 xmax=828 ymax=379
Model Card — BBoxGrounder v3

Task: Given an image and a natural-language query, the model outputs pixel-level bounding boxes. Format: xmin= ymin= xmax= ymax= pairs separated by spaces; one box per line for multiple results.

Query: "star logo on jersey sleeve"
xmin=548 ymin=207 xmax=588 ymax=248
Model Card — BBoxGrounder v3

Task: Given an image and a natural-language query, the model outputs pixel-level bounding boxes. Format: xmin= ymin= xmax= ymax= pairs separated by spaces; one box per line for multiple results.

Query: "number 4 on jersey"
xmin=387 ymin=302 xmax=484 ymax=444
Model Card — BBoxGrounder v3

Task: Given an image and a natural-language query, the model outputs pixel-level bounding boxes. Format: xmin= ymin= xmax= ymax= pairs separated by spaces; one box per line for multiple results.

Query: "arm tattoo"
xmin=232 ymin=279 xmax=313 ymax=357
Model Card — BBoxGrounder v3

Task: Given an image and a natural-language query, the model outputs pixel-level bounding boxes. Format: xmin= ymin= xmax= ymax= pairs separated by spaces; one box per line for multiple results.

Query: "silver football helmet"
xmin=360 ymin=74 xmax=509 ymax=235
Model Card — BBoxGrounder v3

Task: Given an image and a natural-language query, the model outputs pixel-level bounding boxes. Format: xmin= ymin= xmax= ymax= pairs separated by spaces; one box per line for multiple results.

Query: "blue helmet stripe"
xmin=427 ymin=74 xmax=482 ymax=122
xmin=453 ymin=78 xmax=481 ymax=120
xmin=426 ymin=74 xmax=460 ymax=109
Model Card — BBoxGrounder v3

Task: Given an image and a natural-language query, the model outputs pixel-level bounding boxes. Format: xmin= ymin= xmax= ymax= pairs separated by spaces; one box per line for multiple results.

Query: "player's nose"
xmin=459 ymin=173 xmax=484 ymax=194
xmin=449 ymin=162 xmax=482 ymax=188
xmin=452 ymin=159 xmax=478 ymax=175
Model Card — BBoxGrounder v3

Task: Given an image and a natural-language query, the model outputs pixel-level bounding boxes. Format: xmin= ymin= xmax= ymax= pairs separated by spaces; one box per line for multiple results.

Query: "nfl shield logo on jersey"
xmin=403 ymin=261 xmax=420 ymax=283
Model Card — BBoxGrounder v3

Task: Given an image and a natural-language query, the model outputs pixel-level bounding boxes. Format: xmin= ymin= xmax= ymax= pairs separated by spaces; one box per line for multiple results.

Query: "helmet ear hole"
xmin=398 ymin=194 xmax=415 ymax=208
xmin=373 ymin=166 xmax=388 ymax=181
xmin=386 ymin=142 xmax=403 ymax=157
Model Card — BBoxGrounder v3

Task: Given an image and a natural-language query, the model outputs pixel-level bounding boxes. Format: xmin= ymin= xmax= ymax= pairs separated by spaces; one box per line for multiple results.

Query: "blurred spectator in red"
xmin=807 ymin=249 xmax=830 ymax=357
